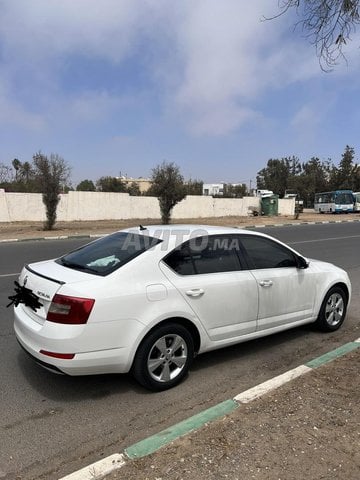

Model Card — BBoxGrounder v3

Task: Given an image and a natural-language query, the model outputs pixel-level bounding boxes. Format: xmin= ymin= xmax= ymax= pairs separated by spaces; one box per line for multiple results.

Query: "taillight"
xmin=46 ymin=294 xmax=95 ymax=324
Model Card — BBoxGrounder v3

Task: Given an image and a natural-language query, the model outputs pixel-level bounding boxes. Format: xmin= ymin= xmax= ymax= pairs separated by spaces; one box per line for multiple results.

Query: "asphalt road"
xmin=1 ymin=223 xmax=359 ymax=480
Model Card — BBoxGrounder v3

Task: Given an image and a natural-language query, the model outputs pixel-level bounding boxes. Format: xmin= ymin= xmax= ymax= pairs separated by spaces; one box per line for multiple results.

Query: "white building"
xmin=203 ymin=182 xmax=247 ymax=196
xmin=203 ymin=183 xmax=224 ymax=196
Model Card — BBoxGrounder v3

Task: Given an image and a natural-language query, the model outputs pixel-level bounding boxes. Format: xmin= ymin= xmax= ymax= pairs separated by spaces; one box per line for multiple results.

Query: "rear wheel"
xmin=132 ymin=323 xmax=194 ymax=391
xmin=314 ymin=286 xmax=347 ymax=332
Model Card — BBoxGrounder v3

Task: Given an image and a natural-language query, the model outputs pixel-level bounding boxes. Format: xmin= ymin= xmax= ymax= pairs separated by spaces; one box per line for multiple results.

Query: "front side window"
xmin=164 ymin=235 xmax=242 ymax=275
xmin=240 ymin=236 xmax=298 ymax=269
xmin=56 ymin=232 xmax=162 ymax=276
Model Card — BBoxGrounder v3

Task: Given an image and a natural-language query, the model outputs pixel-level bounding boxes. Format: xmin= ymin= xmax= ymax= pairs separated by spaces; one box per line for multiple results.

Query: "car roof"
xmin=122 ymin=224 xmax=271 ymax=246
xmin=125 ymin=224 xmax=247 ymax=238
xmin=120 ymin=224 xmax=305 ymax=258
xmin=90 ymin=224 xmax=305 ymax=265
xmin=118 ymin=224 xmax=263 ymax=253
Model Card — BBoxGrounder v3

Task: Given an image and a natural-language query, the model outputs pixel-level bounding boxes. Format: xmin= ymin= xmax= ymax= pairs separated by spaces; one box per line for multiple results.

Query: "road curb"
xmin=58 ymin=338 xmax=360 ymax=480
xmin=1 ymin=218 xmax=360 ymax=243
xmin=126 ymin=399 xmax=238 ymax=459
xmin=0 ymin=234 xmax=105 ymax=243
xmin=245 ymin=218 xmax=360 ymax=229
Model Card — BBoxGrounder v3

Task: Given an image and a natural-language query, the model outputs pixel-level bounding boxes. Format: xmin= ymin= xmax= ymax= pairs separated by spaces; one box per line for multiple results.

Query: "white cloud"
xmin=168 ymin=1 xmax=320 ymax=134
xmin=70 ymin=91 xmax=131 ymax=122
xmin=0 ymin=0 xmax=339 ymax=136
xmin=0 ymin=0 xmax=148 ymax=62
xmin=290 ymin=100 xmax=333 ymax=146
xmin=291 ymin=105 xmax=320 ymax=130
xmin=184 ymin=103 xmax=261 ymax=136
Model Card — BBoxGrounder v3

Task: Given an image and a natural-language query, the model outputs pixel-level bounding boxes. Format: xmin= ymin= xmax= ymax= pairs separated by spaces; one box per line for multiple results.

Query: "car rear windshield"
xmin=56 ymin=232 xmax=162 ymax=276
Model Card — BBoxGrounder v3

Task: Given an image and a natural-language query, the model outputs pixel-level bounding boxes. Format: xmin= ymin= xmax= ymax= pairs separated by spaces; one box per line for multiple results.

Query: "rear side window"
xmin=240 ymin=236 xmax=298 ymax=269
xmin=164 ymin=235 xmax=242 ymax=275
xmin=164 ymin=244 xmax=195 ymax=275
xmin=56 ymin=232 xmax=162 ymax=276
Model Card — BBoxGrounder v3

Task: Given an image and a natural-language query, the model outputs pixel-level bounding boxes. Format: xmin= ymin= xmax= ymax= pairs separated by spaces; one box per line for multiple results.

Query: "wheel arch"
xmin=130 ymin=317 xmax=201 ymax=390
xmin=314 ymin=281 xmax=350 ymax=332
xmin=324 ymin=282 xmax=350 ymax=304
xmin=335 ymin=282 xmax=350 ymax=302
xmin=317 ymin=281 xmax=350 ymax=313
xmin=136 ymin=317 xmax=201 ymax=356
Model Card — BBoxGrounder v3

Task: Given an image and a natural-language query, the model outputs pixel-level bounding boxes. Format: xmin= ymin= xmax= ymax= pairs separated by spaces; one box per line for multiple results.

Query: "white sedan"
xmin=11 ymin=225 xmax=351 ymax=391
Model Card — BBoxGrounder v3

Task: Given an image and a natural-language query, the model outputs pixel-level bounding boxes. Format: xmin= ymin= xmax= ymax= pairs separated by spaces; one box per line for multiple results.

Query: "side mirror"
xmin=297 ymin=256 xmax=309 ymax=269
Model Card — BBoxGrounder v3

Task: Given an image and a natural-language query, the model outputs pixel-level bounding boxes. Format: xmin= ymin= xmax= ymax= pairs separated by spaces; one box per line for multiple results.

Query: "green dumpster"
xmin=261 ymin=195 xmax=279 ymax=216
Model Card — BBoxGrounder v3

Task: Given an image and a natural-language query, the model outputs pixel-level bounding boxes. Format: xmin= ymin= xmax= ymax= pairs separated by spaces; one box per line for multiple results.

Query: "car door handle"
xmin=259 ymin=280 xmax=273 ymax=288
xmin=185 ymin=288 xmax=205 ymax=297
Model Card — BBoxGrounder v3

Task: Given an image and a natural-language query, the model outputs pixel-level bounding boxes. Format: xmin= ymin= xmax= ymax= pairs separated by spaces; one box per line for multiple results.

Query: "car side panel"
xmin=250 ymin=266 xmax=317 ymax=330
xmin=160 ymin=263 xmax=258 ymax=341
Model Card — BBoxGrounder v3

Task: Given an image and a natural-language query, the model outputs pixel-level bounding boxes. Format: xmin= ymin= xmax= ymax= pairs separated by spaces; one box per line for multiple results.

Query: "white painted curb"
xmin=58 ymin=454 xmax=126 ymax=480
xmin=234 ymin=365 xmax=311 ymax=403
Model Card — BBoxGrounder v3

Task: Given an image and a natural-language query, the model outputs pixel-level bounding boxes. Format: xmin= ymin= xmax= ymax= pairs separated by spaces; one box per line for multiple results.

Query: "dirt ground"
xmin=1 ymin=212 xmax=360 ymax=241
xmin=108 ymin=350 xmax=360 ymax=480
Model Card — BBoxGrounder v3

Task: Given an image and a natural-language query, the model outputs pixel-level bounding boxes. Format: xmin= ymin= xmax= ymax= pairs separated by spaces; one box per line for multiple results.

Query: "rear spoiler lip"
xmin=25 ymin=264 xmax=66 ymax=285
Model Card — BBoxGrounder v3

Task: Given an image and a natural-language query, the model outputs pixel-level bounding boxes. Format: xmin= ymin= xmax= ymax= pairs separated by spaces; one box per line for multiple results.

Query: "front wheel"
xmin=314 ymin=286 xmax=348 ymax=332
xmin=132 ymin=323 xmax=194 ymax=391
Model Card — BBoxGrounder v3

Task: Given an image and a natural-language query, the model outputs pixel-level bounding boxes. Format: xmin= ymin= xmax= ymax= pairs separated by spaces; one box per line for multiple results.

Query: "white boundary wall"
xmin=0 ymin=191 xmax=294 ymax=222
xmin=278 ymin=198 xmax=295 ymax=216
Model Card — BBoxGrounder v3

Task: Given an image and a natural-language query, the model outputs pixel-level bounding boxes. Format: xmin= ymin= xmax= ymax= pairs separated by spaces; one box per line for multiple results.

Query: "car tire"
xmin=314 ymin=286 xmax=348 ymax=332
xmin=132 ymin=323 xmax=194 ymax=391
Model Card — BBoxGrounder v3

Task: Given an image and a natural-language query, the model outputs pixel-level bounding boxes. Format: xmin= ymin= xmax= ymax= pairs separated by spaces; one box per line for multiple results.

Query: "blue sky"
xmin=1 ymin=0 xmax=360 ymax=188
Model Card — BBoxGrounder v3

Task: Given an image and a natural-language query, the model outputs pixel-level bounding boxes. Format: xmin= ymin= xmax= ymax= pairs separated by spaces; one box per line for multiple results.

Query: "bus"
xmin=354 ymin=192 xmax=360 ymax=212
xmin=314 ymin=190 xmax=354 ymax=213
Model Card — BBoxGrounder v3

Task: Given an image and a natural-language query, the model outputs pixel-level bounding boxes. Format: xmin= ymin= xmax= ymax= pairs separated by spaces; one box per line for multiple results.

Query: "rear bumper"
xmin=17 ymin=339 xmax=65 ymax=374
xmin=14 ymin=304 xmax=145 ymax=375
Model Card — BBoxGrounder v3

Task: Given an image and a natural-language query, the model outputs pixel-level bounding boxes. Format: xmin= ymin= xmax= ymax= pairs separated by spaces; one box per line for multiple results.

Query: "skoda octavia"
xmin=12 ymin=225 xmax=351 ymax=391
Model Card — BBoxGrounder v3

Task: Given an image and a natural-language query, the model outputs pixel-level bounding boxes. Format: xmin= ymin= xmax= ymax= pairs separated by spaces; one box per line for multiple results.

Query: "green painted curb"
xmin=124 ymin=342 xmax=359 ymax=461
xmin=125 ymin=399 xmax=238 ymax=459
xmin=306 ymin=342 xmax=359 ymax=369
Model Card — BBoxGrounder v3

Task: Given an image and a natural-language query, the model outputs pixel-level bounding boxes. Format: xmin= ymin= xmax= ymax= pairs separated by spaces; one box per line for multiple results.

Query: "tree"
xmin=256 ymin=157 xmax=300 ymax=197
xmin=329 ymin=145 xmax=359 ymax=190
xmin=272 ymin=0 xmax=360 ymax=69
xmin=0 ymin=163 xmax=13 ymax=185
xmin=12 ymin=158 xmax=21 ymax=181
xmin=223 ymin=183 xmax=247 ymax=198
xmin=297 ymin=157 xmax=332 ymax=206
xmin=17 ymin=161 xmax=36 ymax=191
xmin=32 ymin=152 xmax=71 ymax=230
xmin=256 ymin=155 xmax=335 ymax=206
xmin=76 ymin=179 xmax=96 ymax=191
xmin=127 ymin=182 xmax=141 ymax=196
xmin=96 ymin=176 xmax=127 ymax=192
xmin=21 ymin=162 xmax=33 ymax=184
xmin=148 ymin=161 xmax=186 ymax=224
xmin=2 ymin=159 xmax=37 ymax=192
xmin=185 ymin=179 xmax=203 ymax=195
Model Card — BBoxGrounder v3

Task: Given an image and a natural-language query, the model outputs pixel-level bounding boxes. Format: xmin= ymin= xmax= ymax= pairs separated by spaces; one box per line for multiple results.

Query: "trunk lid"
xmin=16 ymin=259 xmax=95 ymax=325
